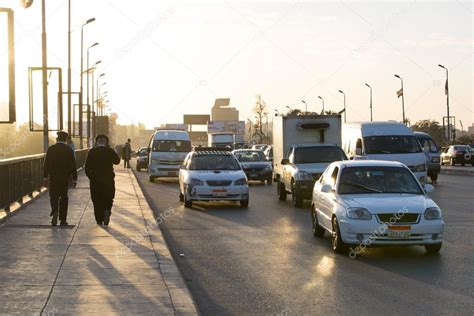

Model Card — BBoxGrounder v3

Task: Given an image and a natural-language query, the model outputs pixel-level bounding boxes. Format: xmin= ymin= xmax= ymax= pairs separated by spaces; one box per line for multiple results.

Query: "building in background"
xmin=211 ymin=98 xmax=238 ymax=121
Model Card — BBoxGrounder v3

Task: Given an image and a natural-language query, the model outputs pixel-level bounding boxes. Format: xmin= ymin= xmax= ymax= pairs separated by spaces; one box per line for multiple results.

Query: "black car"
xmin=136 ymin=147 xmax=149 ymax=171
xmin=440 ymin=145 xmax=472 ymax=166
xmin=233 ymin=149 xmax=273 ymax=184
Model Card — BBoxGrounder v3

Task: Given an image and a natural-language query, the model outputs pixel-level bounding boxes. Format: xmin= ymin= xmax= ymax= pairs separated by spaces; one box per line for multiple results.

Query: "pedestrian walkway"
xmin=0 ymin=167 xmax=197 ymax=315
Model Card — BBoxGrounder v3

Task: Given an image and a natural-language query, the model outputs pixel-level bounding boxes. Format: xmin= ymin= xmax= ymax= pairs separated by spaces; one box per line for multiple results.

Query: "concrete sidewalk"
xmin=0 ymin=167 xmax=197 ymax=315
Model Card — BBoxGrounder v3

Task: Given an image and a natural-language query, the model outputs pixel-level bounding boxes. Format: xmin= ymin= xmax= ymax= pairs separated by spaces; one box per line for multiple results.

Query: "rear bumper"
xmin=339 ymin=217 xmax=444 ymax=245
xmin=244 ymin=170 xmax=272 ymax=180
xmin=293 ymin=180 xmax=315 ymax=200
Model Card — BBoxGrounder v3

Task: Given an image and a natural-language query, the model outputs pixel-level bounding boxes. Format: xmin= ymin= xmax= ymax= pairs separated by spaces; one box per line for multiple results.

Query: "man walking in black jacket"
xmin=43 ymin=131 xmax=77 ymax=226
xmin=85 ymin=135 xmax=120 ymax=226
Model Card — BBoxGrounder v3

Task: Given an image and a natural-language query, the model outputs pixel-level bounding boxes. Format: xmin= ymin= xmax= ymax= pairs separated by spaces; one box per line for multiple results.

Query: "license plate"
xmin=213 ymin=189 xmax=227 ymax=197
xmin=387 ymin=226 xmax=411 ymax=238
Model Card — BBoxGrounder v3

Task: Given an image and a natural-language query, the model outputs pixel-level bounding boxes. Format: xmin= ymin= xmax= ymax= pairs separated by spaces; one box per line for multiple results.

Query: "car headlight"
xmin=431 ymin=157 xmax=440 ymax=163
xmin=413 ymin=163 xmax=426 ymax=172
xmin=234 ymin=178 xmax=248 ymax=186
xmin=346 ymin=207 xmax=372 ymax=220
xmin=294 ymin=170 xmax=313 ymax=181
xmin=424 ymin=207 xmax=442 ymax=220
xmin=189 ymin=178 xmax=205 ymax=186
xmin=263 ymin=164 xmax=272 ymax=171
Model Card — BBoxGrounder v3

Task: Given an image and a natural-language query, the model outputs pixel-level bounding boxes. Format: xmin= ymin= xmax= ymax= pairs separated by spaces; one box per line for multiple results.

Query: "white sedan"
xmin=179 ymin=148 xmax=250 ymax=208
xmin=311 ymin=160 xmax=444 ymax=254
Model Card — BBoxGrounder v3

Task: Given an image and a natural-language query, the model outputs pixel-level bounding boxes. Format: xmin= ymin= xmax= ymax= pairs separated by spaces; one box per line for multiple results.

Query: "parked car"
xmin=414 ymin=131 xmax=441 ymax=182
xmin=233 ymin=149 xmax=273 ymax=184
xmin=178 ymin=147 xmax=249 ymax=208
xmin=311 ymin=160 xmax=443 ymax=254
xmin=136 ymin=147 xmax=149 ymax=171
xmin=440 ymin=145 xmax=473 ymax=166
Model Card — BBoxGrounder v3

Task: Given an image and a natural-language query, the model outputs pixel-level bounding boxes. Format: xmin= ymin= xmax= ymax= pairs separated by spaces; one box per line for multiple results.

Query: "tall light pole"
xmin=79 ymin=17 xmax=95 ymax=148
xmin=365 ymin=83 xmax=373 ymax=121
xmin=318 ymin=96 xmax=324 ymax=114
xmin=41 ymin=0 xmax=49 ymax=152
xmin=301 ymin=100 xmax=307 ymax=112
xmin=338 ymin=90 xmax=346 ymax=122
xmin=67 ymin=0 xmax=72 ymax=135
xmin=394 ymin=74 xmax=405 ymax=124
xmin=99 ymin=82 xmax=106 ymax=115
xmin=86 ymin=42 xmax=99 ymax=144
xmin=438 ymin=64 xmax=451 ymax=141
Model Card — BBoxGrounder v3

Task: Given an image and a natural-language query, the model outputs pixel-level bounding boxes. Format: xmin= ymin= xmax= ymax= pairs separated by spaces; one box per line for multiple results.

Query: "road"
xmin=133 ymin=166 xmax=473 ymax=315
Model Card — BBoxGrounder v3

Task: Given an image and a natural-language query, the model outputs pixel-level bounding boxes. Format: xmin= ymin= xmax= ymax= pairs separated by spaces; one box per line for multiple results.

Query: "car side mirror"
xmin=423 ymin=184 xmax=435 ymax=193
xmin=281 ymin=158 xmax=290 ymax=165
xmin=321 ymin=184 xmax=333 ymax=193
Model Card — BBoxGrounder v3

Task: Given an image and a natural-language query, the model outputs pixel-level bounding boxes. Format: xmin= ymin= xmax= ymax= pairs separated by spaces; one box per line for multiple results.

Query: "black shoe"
xmin=60 ymin=221 xmax=68 ymax=227
xmin=103 ymin=209 xmax=111 ymax=226
xmin=51 ymin=216 xmax=58 ymax=226
xmin=96 ymin=221 xmax=103 ymax=225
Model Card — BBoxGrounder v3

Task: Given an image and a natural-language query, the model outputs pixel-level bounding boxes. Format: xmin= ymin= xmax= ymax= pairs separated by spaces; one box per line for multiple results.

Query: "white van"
xmin=147 ymin=130 xmax=191 ymax=182
xmin=342 ymin=122 xmax=427 ymax=184
xmin=208 ymin=133 xmax=234 ymax=148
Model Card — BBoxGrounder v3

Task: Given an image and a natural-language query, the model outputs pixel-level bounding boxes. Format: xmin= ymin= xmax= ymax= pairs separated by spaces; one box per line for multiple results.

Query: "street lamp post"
xmin=301 ymin=100 xmax=307 ymax=112
xmin=99 ymin=82 xmax=106 ymax=115
xmin=79 ymin=17 xmax=95 ymax=148
xmin=394 ymin=74 xmax=406 ymax=124
xmin=365 ymin=83 xmax=373 ymax=121
xmin=338 ymin=90 xmax=346 ymax=122
xmin=318 ymin=96 xmax=324 ymax=114
xmin=438 ymin=64 xmax=451 ymax=141
xmin=41 ymin=0 xmax=49 ymax=152
xmin=86 ymin=42 xmax=99 ymax=144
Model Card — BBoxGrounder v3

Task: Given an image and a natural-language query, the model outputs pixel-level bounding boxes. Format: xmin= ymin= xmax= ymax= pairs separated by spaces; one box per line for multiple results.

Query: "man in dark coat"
xmin=85 ymin=135 xmax=120 ymax=226
xmin=43 ymin=131 xmax=77 ymax=226
xmin=122 ymin=138 xmax=132 ymax=168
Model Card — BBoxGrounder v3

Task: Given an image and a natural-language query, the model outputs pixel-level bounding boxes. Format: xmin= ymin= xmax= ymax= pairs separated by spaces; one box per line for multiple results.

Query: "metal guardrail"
xmin=0 ymin=149 xmax=89 ymax=211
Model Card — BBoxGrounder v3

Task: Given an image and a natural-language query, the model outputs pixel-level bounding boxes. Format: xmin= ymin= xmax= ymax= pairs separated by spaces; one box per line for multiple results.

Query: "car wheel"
xmin=311 ymin=206 xmax=325 ymax=238
xmin=450 ymin=158 xmax=455 ymax=166
xmin=267 ymin=177 xmax=273 ymax=185
xmin=149 ymin=176 xmax=155 ymax=183
xmin=184 ymin=191 xmax=193 ymax=208
xmin=291 ymin=184 xmax=303 ymax=208
xmin=240 ymin=199 xmax=249 ymax=208
xmin=425 ymin=243 xmax=442 ymax=254
xmin=331 ymin=217 xmax=347 ymax=253
xmin=137 ymin=166 xmax=141 ymax=172
xmin=278 ymin=182 xmax=287 ymax=201
xmin=430 ymin=173 xmax=438 ymax=182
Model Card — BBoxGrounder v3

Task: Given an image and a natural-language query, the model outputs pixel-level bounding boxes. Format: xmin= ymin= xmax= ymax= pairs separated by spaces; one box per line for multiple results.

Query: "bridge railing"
xmin=0 ymin=149 xmax=89 ymax=212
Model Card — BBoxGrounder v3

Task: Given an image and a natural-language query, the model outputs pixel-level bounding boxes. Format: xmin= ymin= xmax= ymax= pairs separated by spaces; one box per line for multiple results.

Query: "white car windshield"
xmin=338 ymin=166 xmax=423 ymax=195
xmin=234 ymin=151 xmax=267 ymax=162
xmin=189 ymin=155 xmax=241 ymax=170
xmin=152 ymin=140 xmax=191 ymax=152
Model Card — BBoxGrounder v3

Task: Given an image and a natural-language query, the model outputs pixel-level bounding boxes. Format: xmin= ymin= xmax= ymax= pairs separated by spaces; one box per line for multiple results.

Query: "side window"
xmin=329 ymin=167 xmax=339 ymax=188
xmin=321 ymin=166 xmax=334 ymax=185
xmin=288 ymin=147 xmax=295 ymax=161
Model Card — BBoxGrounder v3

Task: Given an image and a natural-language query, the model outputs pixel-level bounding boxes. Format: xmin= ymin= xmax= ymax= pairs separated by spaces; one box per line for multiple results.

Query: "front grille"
xmin=377 ymin=213 xmax=420 ymax=224
xmin=159 ymin=160 xmax=183 ymax=165
xmin=244 ymin=167 xmax=264 ymax=172
xmin=206 ymin=180 xmax=232 ymax=186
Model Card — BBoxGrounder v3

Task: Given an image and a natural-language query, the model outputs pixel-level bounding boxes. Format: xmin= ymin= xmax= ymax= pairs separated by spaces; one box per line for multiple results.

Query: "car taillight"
xmin=455 ymin=151 xmax=463 ymax=155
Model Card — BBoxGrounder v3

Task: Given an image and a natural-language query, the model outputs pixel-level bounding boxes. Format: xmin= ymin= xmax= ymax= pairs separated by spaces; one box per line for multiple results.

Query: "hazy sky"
xmin=0 ymin=0 xmax=472 ymax=129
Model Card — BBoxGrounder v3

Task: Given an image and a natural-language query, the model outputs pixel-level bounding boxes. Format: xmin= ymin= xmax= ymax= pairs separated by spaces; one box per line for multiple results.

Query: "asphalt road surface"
xmin=133 ymin=167 xmax=473 ymax=315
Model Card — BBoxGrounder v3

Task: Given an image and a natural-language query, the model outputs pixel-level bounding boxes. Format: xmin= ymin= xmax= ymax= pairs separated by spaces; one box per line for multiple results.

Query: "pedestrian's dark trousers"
xmin=124 ymin=159 xmax=130 ymax=168
xmin=90 ymin=180 xmax=115 ymax=223
xmin=49 ymin=177 xmax=69 ymax=222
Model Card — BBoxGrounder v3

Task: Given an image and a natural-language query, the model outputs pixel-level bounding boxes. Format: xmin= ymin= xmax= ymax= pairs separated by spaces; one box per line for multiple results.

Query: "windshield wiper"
xmin=341 ymin=182 xmax=382 ymax=193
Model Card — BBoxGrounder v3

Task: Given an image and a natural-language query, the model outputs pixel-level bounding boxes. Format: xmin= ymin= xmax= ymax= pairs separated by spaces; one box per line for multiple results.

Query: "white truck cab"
xmin=342 ymin=122 xmax=427 ymax=184
xmin=147 ymin=130 xmax=191 ymax=182
xmin=208 ymin=133 xmax=234 ymax=149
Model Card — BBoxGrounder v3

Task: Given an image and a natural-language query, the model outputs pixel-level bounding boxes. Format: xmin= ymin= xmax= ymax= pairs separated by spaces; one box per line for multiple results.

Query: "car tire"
xmin=311 ymin=206 xmax=325 ymax=238
xmin=291 ymin=184 xmax=303 ymax=208
xmin=179 ymin=192 xmax=184 ymax=202
xmin=149 ymin=176 xmax=155 ymax=183
xmin=267 ymin=177 xmax=273 ymax=185
xmin=278 ymin=182 xmax=287 ymax=201
xmin=425 ymin=243 xmax=442 ymax=254
xmin=450 ymin=158 xmax=455 ymax=166
xmin=137 ymin=166 xmax=141 ymax=172
xmin=240 ymin=199 xmax=249 ymax=208
xmin=331 ymin=217 xmax=347 ymax=253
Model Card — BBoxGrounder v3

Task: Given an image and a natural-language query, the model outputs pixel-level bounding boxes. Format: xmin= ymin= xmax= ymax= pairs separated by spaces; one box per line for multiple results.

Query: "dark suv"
xmin=440 ymin=145 xmax=472 ymax=166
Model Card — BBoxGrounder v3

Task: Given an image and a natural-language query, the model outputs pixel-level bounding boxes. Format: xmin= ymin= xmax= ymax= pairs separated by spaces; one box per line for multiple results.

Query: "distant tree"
xmin=253 ymin=95 xmax=267 ymax=135
xmin=457 ymin=134 xmax=474 ymax=145
xmin=411 ymin=120 xmax=447 ymax=146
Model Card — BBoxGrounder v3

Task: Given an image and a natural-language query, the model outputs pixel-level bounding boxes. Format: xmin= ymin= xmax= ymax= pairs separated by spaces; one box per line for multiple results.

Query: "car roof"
xmin=333 ymin=160 xmax=406 ymax=168
xmin=291 ymin=143 xmax=340 ymax=148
